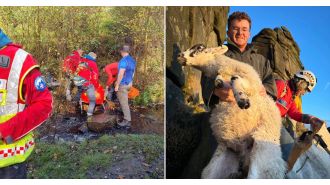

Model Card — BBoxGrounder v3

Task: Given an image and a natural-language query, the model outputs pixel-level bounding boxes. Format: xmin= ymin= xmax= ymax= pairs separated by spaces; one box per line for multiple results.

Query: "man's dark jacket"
xmin=205 ymin=41 xmax=277 ymax=108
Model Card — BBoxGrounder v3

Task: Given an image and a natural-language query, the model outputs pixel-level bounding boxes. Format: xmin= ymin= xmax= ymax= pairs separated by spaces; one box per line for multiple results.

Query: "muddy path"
xmin=37 ymin=100 xmax=164 ymax=143
xmin=32 ymin=98 xmax=164 ymax=179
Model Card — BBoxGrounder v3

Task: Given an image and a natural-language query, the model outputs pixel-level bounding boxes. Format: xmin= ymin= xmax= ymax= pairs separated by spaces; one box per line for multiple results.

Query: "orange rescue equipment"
xmin=128 ymin=86 xmax=140 ymax=99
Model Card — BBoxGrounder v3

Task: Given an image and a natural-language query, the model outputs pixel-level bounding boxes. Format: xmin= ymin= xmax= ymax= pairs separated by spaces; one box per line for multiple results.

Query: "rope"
xmin=295 ymin=138 xmax=320 ymax=173
xmin=295 ymin=156 xmax=309 ymax=173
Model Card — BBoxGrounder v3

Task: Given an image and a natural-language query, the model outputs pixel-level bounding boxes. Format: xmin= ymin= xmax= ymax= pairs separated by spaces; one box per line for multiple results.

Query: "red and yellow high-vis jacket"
xmin=276 ymin=79 xmax=303 ymax=122
xmin=0 ymin=43 xmax=52 ymax=167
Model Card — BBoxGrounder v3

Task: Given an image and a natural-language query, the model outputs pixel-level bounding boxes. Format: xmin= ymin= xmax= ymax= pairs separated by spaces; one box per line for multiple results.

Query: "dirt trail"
xmin=33 ymin=100 xmax=164 ymax=179
xmin=37 ymin=101 xmax=164 ymax=142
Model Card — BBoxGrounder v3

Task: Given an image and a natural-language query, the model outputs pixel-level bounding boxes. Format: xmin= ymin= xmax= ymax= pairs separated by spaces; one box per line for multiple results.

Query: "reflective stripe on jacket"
xmin=275 ymin=79 xmax=303 ymax=122
xmin=0 ymin=46 xmax=35 ymax=167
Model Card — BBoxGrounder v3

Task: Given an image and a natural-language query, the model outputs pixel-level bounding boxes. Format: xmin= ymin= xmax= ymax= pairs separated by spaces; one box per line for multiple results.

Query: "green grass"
xmin=27 ymin=134 xmax=163 ymax=179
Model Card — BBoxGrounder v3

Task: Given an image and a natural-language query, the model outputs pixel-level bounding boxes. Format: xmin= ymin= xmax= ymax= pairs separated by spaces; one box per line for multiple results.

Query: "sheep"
xmin=178 ymin=44 xmax=287 ymax=178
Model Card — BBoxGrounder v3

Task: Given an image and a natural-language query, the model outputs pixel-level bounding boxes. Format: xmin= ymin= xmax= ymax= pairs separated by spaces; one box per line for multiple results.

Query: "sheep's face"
xmin=177 ymin=44 xmax=228 ymax=66
xmin=177 ymin=44 xmax=207 ymax=65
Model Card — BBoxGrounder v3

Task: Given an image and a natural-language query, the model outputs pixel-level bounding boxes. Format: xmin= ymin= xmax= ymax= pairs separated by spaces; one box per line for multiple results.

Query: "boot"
xmin=78 ymin=116 xmax=92 ymax=133
xmin=78 ymin=123 xmax=88 ymax=134
xmin=87 ymin=116 xmax=93 ymax=123
xmin=117 ymin=119 xmax=131 ymax=128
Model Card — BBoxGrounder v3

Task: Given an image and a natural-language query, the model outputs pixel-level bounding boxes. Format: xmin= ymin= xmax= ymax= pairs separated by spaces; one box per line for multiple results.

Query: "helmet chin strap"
xmin=289 ymin=79 xmax=298 ymax=99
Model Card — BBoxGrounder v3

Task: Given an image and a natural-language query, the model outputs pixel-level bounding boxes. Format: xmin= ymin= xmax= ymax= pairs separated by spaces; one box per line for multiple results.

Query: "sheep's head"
xmin=177 ymin=44 xmax=206 ymax=65
xmin=177 ymin=44 xmax=228 ymax=66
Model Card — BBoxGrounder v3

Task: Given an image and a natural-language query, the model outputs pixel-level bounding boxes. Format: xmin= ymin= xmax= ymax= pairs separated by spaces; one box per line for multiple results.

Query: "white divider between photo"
xmin=1 ymin=0 xmax=330 ymax=6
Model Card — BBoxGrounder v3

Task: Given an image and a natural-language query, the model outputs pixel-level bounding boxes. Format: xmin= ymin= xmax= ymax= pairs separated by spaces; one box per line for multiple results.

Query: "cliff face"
xmin=166 ymin=7 xmax=229 ymax=108
xmin=166 ymin=6 xmax=229 ymax=178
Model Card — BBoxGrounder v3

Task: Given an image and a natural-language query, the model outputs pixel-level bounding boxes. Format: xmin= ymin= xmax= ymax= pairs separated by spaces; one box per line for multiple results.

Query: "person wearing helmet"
xmin=276 ymin=70 xmax=325 ymax=161
xmin=276 ymin=70 xmax=324 ymax=133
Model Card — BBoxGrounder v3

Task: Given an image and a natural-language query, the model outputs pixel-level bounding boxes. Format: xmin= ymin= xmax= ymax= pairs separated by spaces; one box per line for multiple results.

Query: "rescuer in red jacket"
xmin=276 ymin=70 xmax=324 ymax=133
xmin=277 ymin=70 xmax=325 ymax=161
xmin=63 ymin=49 xmax=84 ymax=101
xmin=102 ymin=62 xmax=119 ymax=101
xmin=0 ymin=29 xmax=52 ymax=178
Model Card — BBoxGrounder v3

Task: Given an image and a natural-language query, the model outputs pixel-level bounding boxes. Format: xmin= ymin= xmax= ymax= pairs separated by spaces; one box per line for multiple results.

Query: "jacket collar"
xmin=0 ymin=29 xmax=12 ymax=49
xmin=226 ymin=38 xmax=257 ymax=54
xmin=288 ymin=79 xmax=297 ymax=99
xmin=84 ymin=55 xmax=96 ymax=62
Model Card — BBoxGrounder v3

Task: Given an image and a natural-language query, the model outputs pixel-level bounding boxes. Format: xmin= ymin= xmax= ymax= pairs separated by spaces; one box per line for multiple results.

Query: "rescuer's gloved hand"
xmin=302 ymin=114 xmax=324 ymax=133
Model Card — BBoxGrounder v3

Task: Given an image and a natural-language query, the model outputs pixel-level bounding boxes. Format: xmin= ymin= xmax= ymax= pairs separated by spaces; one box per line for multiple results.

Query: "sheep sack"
xmin=178 ymin=44 xmax=287 ymax=178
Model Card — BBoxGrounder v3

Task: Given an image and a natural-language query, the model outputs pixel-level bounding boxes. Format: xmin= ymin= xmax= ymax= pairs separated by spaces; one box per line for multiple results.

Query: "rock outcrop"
xmin=166 ymin=7 xmax=229 ymax=178
xmin=252 ymin=26 xmax=304 ymax=80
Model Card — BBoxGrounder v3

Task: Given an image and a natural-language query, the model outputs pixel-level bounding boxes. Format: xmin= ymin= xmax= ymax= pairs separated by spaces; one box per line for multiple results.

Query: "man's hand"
xmin=106 ymin=100 xmax=116 ymax=110
xmin=115 ymin=84 xmax=119 ymax=92
xmin=213 ymin=86 xmax=235 ymax=102
xmin=213 ymin=83 xmax=266 ymax=102
xmin=260 ymin=86 xmax=267 ymax=97
xmin=303 ymin=114 xmax=324 ymax=134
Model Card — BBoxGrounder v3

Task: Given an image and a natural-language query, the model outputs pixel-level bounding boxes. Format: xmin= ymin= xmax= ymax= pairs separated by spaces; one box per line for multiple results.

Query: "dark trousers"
xmin=73 ymin=86 xmax=84 ymax=102
xmin=280 ymin=118 xmax=295 ymax=162
xmin=106 ymin=84 xmax=116 ymax=101
xmin=0 ymin=162 xmax=27 ymax=179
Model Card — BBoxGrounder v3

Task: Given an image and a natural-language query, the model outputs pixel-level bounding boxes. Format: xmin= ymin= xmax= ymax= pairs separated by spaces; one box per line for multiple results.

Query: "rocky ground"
xmin=28 ymin=99 xmax=164 ymax=179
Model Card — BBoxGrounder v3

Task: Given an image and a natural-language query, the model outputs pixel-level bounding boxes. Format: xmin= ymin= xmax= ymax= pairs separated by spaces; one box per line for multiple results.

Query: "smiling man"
xmin=211 ymin=11 xmax=277 ymax=104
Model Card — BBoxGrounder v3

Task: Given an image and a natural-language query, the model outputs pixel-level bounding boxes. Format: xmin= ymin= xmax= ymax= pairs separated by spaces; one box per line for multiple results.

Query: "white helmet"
xmin=294 ymin=70 xmax=317 ymax=92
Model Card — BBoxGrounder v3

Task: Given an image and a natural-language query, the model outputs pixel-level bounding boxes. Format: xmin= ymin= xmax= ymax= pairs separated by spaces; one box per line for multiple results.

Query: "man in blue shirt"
xmin=115 ymin=45 xmax=136 ymax=127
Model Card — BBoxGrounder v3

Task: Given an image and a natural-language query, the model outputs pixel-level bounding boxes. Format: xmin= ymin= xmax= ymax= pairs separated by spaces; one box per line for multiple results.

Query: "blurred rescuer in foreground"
xmin=0 ymin=28 xmax=53 ymax=178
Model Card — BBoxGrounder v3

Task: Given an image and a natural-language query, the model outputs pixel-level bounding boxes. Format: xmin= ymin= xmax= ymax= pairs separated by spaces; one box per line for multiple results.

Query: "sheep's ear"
xmin=214 ymin=45 xmax=228 ymax=55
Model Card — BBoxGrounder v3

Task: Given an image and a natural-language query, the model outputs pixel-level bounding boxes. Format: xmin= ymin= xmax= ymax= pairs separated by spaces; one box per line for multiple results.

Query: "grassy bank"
xmin=27 ymin=134 xmax=164 ymax=179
